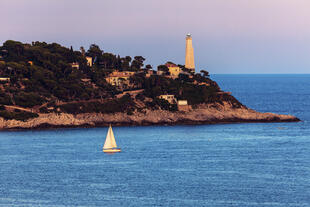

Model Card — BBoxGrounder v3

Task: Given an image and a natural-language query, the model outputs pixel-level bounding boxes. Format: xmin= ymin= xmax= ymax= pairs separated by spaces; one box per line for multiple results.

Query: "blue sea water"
xmin=0 ymin=74 xmax=310 ymax=207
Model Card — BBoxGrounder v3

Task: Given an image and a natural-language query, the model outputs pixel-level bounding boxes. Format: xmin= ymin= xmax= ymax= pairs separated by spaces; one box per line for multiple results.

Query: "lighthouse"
xmin=185 ymin=34 xmax=195 ymax=72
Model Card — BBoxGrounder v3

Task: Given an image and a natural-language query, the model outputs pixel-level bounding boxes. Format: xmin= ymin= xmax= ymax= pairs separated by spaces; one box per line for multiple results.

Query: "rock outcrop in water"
xmin=0 ymin=102 xmax=299 ymax=130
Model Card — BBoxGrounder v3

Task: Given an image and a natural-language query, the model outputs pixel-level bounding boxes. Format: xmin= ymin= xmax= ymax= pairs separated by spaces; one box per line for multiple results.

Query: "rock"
xmin=0 ymin=102 xmax=300 ymax=130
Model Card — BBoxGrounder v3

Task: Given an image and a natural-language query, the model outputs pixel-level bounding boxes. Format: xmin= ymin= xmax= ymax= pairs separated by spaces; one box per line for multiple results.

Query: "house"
xmin=0 ymin=55 xmax=4 ymax=64
xmin=86 ymin=56 xmax=92 ymax=67
xmin=165 ymin=63 xmax=181 ymax=77
xmin=71 ymin=62 xmax=79 ymax=69
xmin=177 ymin=100 xmax=191 ymax=111
xmin=105 ymin=71 xmax=135 ymax=87
xmin=110 ymin=71 xmax=135 ymax=77
xmin=178 ymin=100 xmax=188 ymax=105
xmin=158 ymin=94 xmax=176 ymax=104
xmin=0 ymin=77 xmax=10 ymax=82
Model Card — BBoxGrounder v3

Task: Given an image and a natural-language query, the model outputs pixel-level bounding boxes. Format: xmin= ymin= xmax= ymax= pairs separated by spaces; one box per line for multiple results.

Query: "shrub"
xmin=0 ymin=93 xmax=12 ymax=105
xmin=145 ymin=101 xmax=158 ymax=110
xmin=154 ymin=98 xmax=170 ymax=110
xmin=59 ymin=103 xmax=82 ymax=114
xmin=39 ymin=107 xmax=49 ymax=113
xmin=59 ymin=94 xmax=135 ymax=114
xmin=153 ymin=98 xmax=178 ymax=111
xmin=127 ymin=110 xmax=134 ymax=115
xmin=0 ymin=110 xmax=39 ymax=121
xmin=136 ymin=93 xmax=145 ymax=101
xmin=14 ymin=92 xmax=45 ymax=107
xmin=0 ymin=105 xmax=5 ymax=110
xmin=47 ymin=100 xmax=56 ymax=107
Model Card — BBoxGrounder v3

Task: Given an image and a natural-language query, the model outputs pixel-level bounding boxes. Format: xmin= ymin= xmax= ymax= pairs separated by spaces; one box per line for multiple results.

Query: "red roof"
xmin=165 ymin=63 xmax=177 ymax=67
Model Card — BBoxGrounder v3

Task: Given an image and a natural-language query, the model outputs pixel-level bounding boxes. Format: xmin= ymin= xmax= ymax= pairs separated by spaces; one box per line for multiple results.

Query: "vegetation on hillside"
xmin=0 ymin=40 xmax=242 ymax=120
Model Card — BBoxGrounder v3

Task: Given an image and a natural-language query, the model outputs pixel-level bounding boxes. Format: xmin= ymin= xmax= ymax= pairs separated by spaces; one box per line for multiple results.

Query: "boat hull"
xmin=103 ymin=148 xmax=121 ymax=153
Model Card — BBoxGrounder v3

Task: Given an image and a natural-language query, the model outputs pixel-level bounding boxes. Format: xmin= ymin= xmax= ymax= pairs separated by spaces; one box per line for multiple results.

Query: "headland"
xmin=0 ymin=40 xmax=299 ymax=130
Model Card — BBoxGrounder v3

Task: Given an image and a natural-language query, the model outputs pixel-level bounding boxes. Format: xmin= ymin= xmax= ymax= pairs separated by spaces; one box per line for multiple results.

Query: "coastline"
xmin=0 ymin=103 xmax=300 ymax=131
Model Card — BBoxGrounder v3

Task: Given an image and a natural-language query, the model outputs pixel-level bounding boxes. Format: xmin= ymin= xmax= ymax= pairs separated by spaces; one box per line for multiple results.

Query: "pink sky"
xmin=1 ymin=0 xmax=310 ymax=73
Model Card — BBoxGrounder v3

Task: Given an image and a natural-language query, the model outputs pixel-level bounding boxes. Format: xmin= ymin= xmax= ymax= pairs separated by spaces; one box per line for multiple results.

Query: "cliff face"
xmin=0 ymin=102 xmax=299 ymax=130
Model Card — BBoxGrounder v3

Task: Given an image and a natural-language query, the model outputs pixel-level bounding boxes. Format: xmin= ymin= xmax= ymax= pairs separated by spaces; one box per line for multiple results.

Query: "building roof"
xmin=107 ymin=71 xmax=135 ymax=78
xmin=165 ymin=63 xmax=178 ymax=67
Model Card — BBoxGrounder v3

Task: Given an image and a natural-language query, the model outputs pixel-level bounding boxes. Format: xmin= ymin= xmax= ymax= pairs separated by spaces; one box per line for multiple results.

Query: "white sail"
xmin=109 ymin=126 xmax=117 ymax=148
xmin=103 ymin=125 xmax=117 ymax=149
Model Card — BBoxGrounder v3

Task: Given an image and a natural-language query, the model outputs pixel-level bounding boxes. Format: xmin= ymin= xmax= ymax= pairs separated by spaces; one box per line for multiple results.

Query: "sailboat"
xmin=103 ymin=125 xmax=121 ymax=153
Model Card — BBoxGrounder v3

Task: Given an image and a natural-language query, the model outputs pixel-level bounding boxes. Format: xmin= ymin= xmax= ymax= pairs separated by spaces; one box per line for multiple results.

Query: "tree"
xmin=68 ymin=46 xmax=75 ymax=62
xmin=200 ymin=70 xmax=210 ymax=78
xmin=80 ymin=46 xmax=85 ymax=56
xmin=145 ymin=64 xmax=152 ymax=70
xmin=131 ymin=60 xmax=140 ymax=71
xmin=130 ymin=73 xmax=145 ymax=88
xmin=131 ymin=56 xmax=145 ymax=70
xmin=166 ymin=61 xmax=176 ymax=65
xmin=157 ymin=65 xmax=169 ymax=74
xmin=121 ymin=58 xmax=130 ymax=71
xmin=1 ymin=40 xmax=26 ymax=62
xmin=86 ymin=44 xmax=103 ymax=65
xmin=116 ymin=55 xmax=121 ymax=69
xmin=101 ymin=53 xmax=117 ymax=69
xmin=125 ymin=56 xmax=132 ymax=63
xmin=178 ymin=73 xmax=191 ymax=82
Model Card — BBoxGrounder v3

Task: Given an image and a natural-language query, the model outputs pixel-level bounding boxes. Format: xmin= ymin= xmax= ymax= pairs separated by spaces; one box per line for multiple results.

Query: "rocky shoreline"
xmin=0 ymin=103 xmax=300 ymax=131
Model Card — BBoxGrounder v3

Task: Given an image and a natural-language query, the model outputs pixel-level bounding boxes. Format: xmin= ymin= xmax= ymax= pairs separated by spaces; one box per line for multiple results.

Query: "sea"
xmin=0 ymin=74 xmax=309 ymax=207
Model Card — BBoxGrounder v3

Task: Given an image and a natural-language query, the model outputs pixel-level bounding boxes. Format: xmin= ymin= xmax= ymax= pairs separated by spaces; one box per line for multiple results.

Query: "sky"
xmin=1 ymin=0 xmax=310 ymax=74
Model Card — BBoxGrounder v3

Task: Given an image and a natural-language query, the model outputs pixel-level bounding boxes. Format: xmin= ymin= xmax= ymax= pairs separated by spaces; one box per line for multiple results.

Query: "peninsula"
xmin=0 ymin=40 xmax=299 ymax=130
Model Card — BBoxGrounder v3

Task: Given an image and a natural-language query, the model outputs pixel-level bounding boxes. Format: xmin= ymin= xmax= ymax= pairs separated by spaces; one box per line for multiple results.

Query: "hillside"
xmin=0 ymin=40 xmax=299 ymax=129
